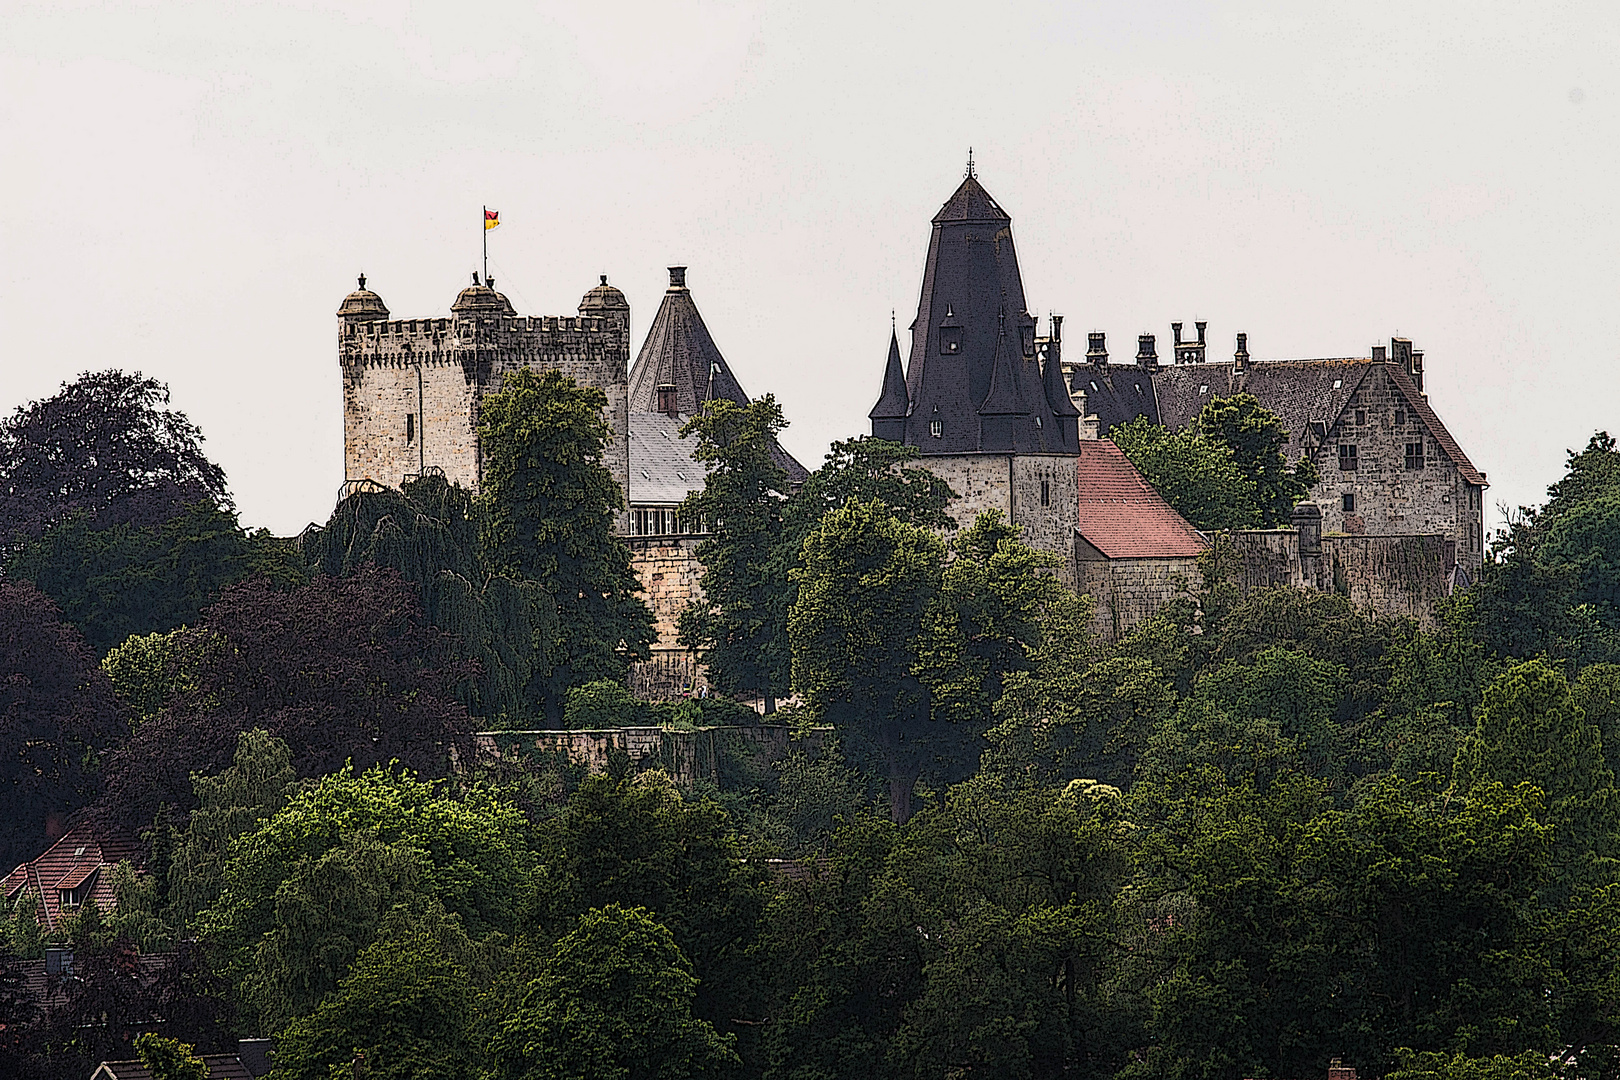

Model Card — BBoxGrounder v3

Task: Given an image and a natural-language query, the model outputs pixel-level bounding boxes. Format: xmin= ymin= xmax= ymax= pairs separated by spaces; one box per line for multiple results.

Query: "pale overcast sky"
xmin=2 ymin=1 xmax=1616 ymax=535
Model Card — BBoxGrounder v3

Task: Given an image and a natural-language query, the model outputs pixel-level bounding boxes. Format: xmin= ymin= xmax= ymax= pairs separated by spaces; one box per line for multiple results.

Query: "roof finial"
xmin=966 ymin=147 xmax=976 ymax=179
xmin=357 ymin=273 xmax=366 ymax=290
xmin=891 ymin=309 xmax=896 ymax=333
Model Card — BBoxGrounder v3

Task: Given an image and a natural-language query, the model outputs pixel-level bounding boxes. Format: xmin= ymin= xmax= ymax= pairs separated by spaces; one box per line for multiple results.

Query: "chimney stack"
xmin=1372 ymin=344 xmax=1387 ymax=362
xmin=1087 ymin=332 xmax=1108 ymax=366
xmin=1173 ymin=321 xmax=1206 ymax=364
xmin=1137 ymin=333 xmax=1159 ymax=369
xmin=1234 ymin=332 xmax=1250 ymax=373
xmin=668 ymin=266 xmax=687 ymax=290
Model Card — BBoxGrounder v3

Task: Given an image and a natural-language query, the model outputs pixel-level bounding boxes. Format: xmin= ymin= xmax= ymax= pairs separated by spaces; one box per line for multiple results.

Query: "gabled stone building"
xmin=1067 ymin=330 xmax=1488 ymax=573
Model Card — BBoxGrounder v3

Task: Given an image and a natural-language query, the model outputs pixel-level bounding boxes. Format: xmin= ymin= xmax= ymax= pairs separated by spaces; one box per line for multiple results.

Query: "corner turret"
xmin=451 ymin=273 xmax=516 ymax=317
xmin=337 ymin=274 xmax=389 ymax=324
xmin=869 ymin=328 xmax=910 ymax=441
xmin=579 ymin=274 xmax=630 ymax=336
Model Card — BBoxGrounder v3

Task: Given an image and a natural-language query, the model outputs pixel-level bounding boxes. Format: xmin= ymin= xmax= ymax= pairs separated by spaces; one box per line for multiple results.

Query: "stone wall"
xmin=1222 ymin=528 xmax=1454 ymax=625
xmin=1076 ymin=548 xmax=1200 ymax=640
xmin=1312 ymin=365 xmax=1484 ymax=570
xmin=340 ymin=312 xmax=631 ymax=528
xmin=474 ymin=724 xmax=830 ymax=787
xmin=627 ymin=532 xmax=708 ymax=698
xmin=916 ymin=452 xmax=1080 ymax=590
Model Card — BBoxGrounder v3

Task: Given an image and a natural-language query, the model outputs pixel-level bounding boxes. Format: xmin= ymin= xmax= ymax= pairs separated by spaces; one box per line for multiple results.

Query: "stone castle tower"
xmin=869 ymin=166 xmax=1084 ymax=588
xmin=337 ymin=273 xmax=633 ymax=519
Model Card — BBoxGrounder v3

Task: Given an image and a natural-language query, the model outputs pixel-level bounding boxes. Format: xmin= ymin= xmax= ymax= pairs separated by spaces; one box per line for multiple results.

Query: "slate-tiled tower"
xmin=868 ymin=164 xmax=1083 ymax=588
xmin=874 ymin=169 xmax=1079 ymax=454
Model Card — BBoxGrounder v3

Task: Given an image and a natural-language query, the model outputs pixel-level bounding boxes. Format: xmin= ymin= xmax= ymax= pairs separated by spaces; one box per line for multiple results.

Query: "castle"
xmin=870 ymin=165 xmax=1487 ymax=635
xmin=338 ymin=266 xmax=804 ymax=694
xmin=336 ymin=161 xmax=1490 ymax=673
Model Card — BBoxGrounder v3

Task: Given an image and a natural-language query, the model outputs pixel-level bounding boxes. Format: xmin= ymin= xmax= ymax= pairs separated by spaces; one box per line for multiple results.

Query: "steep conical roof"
xmin=628 ymin=267 xmax=748 ymax=415
xmin=869 ymin=329 xmax=910 ymax=420
xmin=893 ymin=168 xmax=1067 ymax=454
xmin=933 ymin=174 xmax=1011 ymax=224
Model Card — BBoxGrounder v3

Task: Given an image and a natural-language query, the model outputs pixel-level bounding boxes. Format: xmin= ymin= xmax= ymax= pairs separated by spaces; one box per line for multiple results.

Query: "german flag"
xmin=484 ymin=209 xmax=500 ymax=231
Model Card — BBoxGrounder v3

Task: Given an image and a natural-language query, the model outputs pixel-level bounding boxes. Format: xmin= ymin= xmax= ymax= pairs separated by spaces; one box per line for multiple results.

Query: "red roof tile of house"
xmin=3 ymin=820 xmax=144 ymax=931
xmin=1075 ymin=440 xmax=1209 ymax=559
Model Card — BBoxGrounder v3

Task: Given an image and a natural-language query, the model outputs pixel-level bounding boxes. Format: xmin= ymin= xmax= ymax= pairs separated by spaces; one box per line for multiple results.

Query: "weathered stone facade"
xmin=1311 ymin=362 xmax=1485 ymax=570
xmin=921 ymin=453 xmax=1081 ymax=590
xmin=1074 ymin=547 xmax=1201 ymax=640
xmin=1222 ymin=516 xmax=1457 ymax=626
xmin=474 ymin=725 xmax=830 ymax=787
xmin=338 ymin=278 xmax=632 ymax=530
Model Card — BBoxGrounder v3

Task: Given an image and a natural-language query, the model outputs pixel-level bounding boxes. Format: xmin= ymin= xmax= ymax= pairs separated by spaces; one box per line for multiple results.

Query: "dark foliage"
xmin=0 ymin=582 xmax=126 ymax=872
xmin=99 ymin=569 xmax=474 ymax=831
xmin=0 ymin=370 xmax=229 ymax=545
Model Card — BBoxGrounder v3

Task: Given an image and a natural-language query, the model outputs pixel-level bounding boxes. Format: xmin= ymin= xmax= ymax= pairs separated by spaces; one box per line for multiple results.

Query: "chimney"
xmin=1234 ymin=332 xmax=1250 ymax=373
xmin=1137 ymin=333 xmax=1159 ymax=369
xmin=1372 ymin=345 xmax=1387 ymax=362
xmin=1173 ymin=321 xmax=1205 ymax=364
xmin=1087 ymin=332 xmax=1108 ymax=366
xmin=668 ymin=266 xmax=687 ymax=290
xmin=656 ymin=384 xmax=679 ymax=417
xmin=1049 ymin=314 xmax=1063 ymax=367
xmin=1326 ymin=1059 xmax=1358 ymax=1080
xmin=1411 ymin=349 xmax=1425 ymax=393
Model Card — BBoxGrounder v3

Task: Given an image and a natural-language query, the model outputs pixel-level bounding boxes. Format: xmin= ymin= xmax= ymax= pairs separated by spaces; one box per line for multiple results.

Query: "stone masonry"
xmin=338 ymin=278 xmax=632 ymax=530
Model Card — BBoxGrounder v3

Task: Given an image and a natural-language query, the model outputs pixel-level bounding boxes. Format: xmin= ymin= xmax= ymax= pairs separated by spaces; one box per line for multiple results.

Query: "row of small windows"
xmin=632 ymin=508 xmax=705 ymax=536
xmin=1337 ymin=442 xmax=1434 ymax=471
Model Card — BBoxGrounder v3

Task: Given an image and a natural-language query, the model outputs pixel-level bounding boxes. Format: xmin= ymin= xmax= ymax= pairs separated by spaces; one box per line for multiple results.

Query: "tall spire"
xmin=965 ymin=147 xmax=975 ymax=179
xmin=869 ymin=329 xmax=910 ymax=441
xmin=888 ymin=165 xmax=1064 ymax=454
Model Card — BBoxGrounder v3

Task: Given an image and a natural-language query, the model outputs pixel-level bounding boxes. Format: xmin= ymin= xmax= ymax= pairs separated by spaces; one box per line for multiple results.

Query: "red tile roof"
xmin=1074 ymin=440 xmax=1209 ymax=559
xmin=3 ymin=820 xmax=144 ymax=931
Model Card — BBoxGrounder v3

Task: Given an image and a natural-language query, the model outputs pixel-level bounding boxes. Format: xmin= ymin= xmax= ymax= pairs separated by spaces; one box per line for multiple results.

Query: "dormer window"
xmin=939 ymin=306 xmax=962 ymax=355
xmin=930 ymin=419 xmax=943 ymax=438
xmin=1020 ymin=324 xmax=1035 ymax=358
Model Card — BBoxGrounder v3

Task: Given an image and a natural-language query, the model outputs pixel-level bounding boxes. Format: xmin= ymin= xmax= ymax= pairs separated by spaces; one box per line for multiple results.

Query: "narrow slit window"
xmin=1040 ymin=479 xmax=1050 ymax=507
xmin=405 ymin=413 xmax=415 ymax=444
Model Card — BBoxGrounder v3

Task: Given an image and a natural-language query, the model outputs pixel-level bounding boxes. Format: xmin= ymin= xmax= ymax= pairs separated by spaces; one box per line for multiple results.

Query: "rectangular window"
xmin=1040 ymin=479 xmax=1050 ymax=507
xmin=1339 ymin=444 xmax=1358 ymax=471
xmin=405 ymin=413 xmax=415 ymax=444
xmin=1394 ymin=409 xmax=1405 ymax=426
xmin=1405 ymin=443 xmax=1424 ymax=470
xmin=1342 ymin=493 xmax=1356 ymax=513
xmin=653 ymin=509 xmax=666 ymax=535
xmin=1355 ymin=409 xmax=1366 ymax=426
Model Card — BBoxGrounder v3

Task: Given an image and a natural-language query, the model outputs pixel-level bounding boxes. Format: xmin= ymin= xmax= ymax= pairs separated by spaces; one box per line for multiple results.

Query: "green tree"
xmin=168 ymin=728 xmax=298 ymax=929
xmin=269 ymin=930 xmax=476 ymax=1080
xmin=1453 ymin=659 xmax=1620 ymax=895
xmin=203 ymin=765 xmax=527 ymax=1030
xmin=487 ymin=904 xmax=738 ymax=1080
xmin=1385 ymin=1049 xmax=1563 ymax=1080
xmin=1195 ymin=392 xmax=1318 ymax=527
xmin=538 ymin=772 xmax=769 ymax=1048
xmin=134 ymin=1033 xmax=209 ymax=1080
xmin=302 ymin=473 xmax=556 ymax=724
xmin=790 ymin=499 xmax=945 ymax=822
xmin=678 ymin=397 xmax=793 ymax=711
xmin=782 ymin=436 xmax=958 ymax=550
xmin=102 ymin=627 xmax=212 ymax=724
xmin=1111 ymin=414 xmax=1260 ymax=530
xmin=477 ymin=368 xmax=655 ymax=721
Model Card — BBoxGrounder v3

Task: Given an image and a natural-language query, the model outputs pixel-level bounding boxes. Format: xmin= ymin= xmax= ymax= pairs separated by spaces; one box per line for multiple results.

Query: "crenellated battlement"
xmin=341 ymin=315 xmax=627 ymax=372
xmin=338 ymin=276 xmax=632 ymax=504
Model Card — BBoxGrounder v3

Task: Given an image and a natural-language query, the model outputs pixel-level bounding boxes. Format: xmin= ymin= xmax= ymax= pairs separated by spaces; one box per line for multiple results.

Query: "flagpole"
xmin=482 ymin=205 xmax=488 ymax=284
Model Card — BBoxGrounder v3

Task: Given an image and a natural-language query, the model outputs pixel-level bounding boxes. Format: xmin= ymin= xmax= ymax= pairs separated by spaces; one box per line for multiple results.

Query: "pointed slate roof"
xmin=869 ymin=330 xmax=909 ymax=420
xmin=895 ymin=169 xmax=1072 ymax=454
xmin=628 ymin=267 xmax=749 ymax=416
